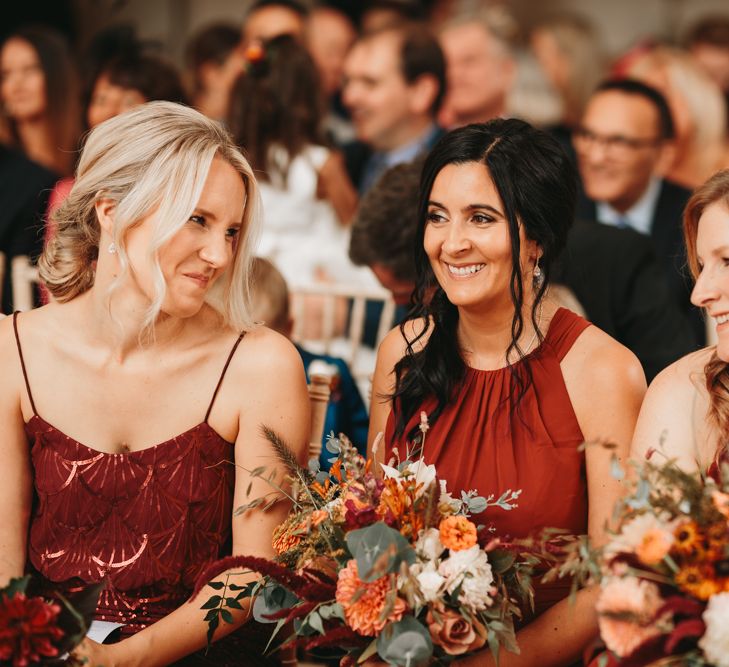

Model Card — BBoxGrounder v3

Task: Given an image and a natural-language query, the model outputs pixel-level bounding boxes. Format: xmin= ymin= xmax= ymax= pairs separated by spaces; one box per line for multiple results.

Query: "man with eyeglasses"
xmin=573 ymin=78 xmax=702 ymax=346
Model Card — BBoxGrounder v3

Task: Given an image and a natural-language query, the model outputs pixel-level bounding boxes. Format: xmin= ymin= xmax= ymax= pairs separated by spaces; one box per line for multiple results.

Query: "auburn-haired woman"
xmin=369 ymin=119 xmax=646 ymax=665
xmin=0 ymin=101 xmax=309 ymax=666
xmin=632 ymin=169 xmax=729 ymax=475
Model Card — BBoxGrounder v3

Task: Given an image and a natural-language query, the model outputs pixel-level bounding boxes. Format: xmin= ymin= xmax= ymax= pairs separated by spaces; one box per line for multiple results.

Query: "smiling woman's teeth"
xmin=448 ymin=263 xmax=485 ymax=276
xmin=717 ymin=314 xmax=729 ymax=324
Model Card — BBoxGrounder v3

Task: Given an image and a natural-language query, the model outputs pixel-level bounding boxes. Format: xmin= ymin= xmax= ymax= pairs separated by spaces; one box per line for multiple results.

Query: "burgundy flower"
xmin=343 ymin=499 xmax=378 ymax=530
xmin=0 ymin=593 xmax=64 ymax=667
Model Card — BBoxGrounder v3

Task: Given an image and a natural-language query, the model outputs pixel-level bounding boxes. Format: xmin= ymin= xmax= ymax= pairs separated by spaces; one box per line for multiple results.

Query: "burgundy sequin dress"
xmin=386 ymin=308 xmax=591 ymax=621
xmin=13 ymin=313 xmax=278 ymax=666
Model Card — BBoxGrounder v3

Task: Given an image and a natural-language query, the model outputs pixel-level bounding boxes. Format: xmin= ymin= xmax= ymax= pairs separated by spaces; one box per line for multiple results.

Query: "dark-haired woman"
xmin=228 ymin=35 xmax=366 ymax=290
xmin=632 ymin=169 xmax=729 ymax=477
xmin=0 ymin=26 xmax=81 ymax=176
xmin=369 ymin=119 xmax=646 ymax=665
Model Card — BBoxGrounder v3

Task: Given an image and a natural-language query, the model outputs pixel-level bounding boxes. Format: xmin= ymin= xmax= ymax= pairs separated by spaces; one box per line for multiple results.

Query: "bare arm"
xmin=0 ymin=317 xmax=33 ymax=586
xmin=317 ymin=151 xmax=358 ymax=225
xmin=76 ymin=331 xmax=310 ymax=667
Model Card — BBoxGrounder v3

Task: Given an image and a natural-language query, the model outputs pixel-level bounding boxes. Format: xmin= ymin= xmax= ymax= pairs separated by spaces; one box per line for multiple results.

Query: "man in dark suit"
xmin=0 ymin=145 xmax=57 ymax=312
xmin=557 ymin=221 xmax=696 ymax=382
xmin=573 ymin=79 xmax=701 ymax=344
xmin=342 ymin=23 xmax=445 ymax=194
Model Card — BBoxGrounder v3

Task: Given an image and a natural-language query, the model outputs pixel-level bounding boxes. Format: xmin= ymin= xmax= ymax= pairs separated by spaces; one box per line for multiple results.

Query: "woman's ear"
xmin=94 ymin=197 xmax=116 ymax=235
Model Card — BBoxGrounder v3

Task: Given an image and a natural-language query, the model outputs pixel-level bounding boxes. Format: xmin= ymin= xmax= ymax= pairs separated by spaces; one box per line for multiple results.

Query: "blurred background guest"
xmin=437 ymin=8 xmax=517 ymax=128
xmin=86 ymin=52 xmax=188 ymax=129
xmin=228 ymin=34 xmax=362 ymax=290
xmin=360 ymin=0 xmax=425 ymax=33
xmin=250 ymin=257 xmax=368 ymax=468
xmin=685 ymin=15 xmax=729 ymax=131
xmin=342 ymin=23 xmax=445 ymax=194
xmin=241 ymin=0 xmax=307 ymax=47
xmin=0 ymin=25 xmax=80 ymax=176
xmin=185 ymin=23 xmax=245 ymax=122
xmin=305 ymin=3 xmax=357 ymax=146
xmin=530 ymin=14 xmax=605 ymax=146
xmin=626 ymin=45 xmax=728 ymax=188
xmin=573 ymin=78 xmax=701 ymax=344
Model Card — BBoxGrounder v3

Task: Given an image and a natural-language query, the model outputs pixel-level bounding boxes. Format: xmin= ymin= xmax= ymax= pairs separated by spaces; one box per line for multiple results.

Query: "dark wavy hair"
xmin=227 ymin=34 xmax=323 ymax=183
xmin=391 ymin=119 xmax=578 ymax=441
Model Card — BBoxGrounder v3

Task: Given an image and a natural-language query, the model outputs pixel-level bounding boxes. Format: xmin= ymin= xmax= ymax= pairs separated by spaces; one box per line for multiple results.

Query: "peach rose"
xmin=636 ymin=528 xmax=674 ymax=565
xmin=439 ymin=516 xmax=477 ymax=552
xmin=426 ymin=604 xmax=487 ymax=655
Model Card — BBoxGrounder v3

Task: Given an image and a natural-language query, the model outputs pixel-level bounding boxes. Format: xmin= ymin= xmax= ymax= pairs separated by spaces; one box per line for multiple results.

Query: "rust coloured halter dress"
xmin=13 ymin=312 xmax=276 ymax=666
xmin=385 ymin=308 xmax=591 ymax=620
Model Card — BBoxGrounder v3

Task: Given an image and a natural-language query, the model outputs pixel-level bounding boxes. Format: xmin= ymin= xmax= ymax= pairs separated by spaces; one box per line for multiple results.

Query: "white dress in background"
xmin=257 ymin=144 xmax=379 ymax=290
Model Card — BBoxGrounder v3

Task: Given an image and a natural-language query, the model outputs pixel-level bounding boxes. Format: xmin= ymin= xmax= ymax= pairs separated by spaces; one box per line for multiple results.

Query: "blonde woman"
xmin=0 ymin=101 xmax=309 ymax=666
xmin=530 ymin=14 xmax=606 ymax=129
xmin=627 ymin=46 xmax=727 ymax=189
xmin=632 ymin=169 xmax=729 ymax=474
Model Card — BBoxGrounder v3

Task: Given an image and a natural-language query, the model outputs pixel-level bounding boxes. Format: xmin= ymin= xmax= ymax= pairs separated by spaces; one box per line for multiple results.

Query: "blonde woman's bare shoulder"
xmin=631 ymin=347 xmax=714 ymax=470
xmin=231 ymin=324 xmax=305 ymax=380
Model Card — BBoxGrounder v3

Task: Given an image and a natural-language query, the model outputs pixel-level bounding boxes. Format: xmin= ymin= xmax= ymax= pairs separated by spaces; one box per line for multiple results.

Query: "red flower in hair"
xmin=0 ymin=593 xmax=64 ymax=667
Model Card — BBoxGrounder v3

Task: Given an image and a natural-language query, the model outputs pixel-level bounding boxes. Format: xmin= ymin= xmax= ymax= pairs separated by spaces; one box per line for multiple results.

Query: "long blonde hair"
xmin=39 ymin=101 xmax=261 ymax=334
xmin=684 ymin=169 xmax=729 ymax=460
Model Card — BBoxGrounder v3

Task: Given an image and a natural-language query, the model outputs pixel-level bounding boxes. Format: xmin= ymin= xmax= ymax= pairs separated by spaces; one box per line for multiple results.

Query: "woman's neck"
xmin=456 ymin=296 xmax=546 ymax=370
xmin=16 ymin=116 xmax=57 ymax=172
xmin=77 ymin=281 xmax=186 ymax=364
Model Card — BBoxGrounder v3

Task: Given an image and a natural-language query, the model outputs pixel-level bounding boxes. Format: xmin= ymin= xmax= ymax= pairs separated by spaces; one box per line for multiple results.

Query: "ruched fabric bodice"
xmin=385 ymin=308 xmax=591 ymax=619
xmin=25 ymin=416 xmax=235 ymax=634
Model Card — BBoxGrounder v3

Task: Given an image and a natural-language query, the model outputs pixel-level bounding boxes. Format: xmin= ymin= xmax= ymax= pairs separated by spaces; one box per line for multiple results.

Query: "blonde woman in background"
xmin=0 ymin=101 xmax=309 ymax=666
xmin=632 ymin=169 xmax=729 ymax=475
xmin=530 ymin=14 xmax=606 ymax=131
xmin=627 ymin=46 xmax=728 ymax=189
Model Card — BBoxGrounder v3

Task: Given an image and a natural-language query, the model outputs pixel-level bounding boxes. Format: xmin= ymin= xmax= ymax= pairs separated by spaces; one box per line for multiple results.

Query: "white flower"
xmin=415 ymin=564 xmax=446 ymax=603
xmin=415 ymin=528 xmax=444 ymax=562
xmin=439 ymin=545 xmax=495 ymax=612
xmin=380 ymin=459 xmax=436 ymax=497
xmin=699 ymin=592 xmax=729 ymax=667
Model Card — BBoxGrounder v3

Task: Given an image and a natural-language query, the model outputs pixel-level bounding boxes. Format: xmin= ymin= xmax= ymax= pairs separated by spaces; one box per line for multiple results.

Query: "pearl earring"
xmin=108 ymin=242 xmax=117 ymax=254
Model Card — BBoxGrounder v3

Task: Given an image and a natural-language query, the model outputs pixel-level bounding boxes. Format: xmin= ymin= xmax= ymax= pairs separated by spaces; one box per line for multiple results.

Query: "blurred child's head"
xmin=249 ymin=257 xmax=292 ymax=336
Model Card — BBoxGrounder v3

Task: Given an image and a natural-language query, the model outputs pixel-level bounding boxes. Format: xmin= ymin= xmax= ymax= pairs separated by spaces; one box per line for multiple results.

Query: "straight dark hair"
xmin=391 ymin=119 xmax=577 ymax=441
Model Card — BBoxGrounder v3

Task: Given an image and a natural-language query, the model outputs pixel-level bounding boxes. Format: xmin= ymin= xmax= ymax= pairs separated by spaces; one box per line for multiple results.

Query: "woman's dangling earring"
xmin=108 ymin=242 xmax=117 ymax=254
xmin=533 ymin=257 xmax=544 ymax=289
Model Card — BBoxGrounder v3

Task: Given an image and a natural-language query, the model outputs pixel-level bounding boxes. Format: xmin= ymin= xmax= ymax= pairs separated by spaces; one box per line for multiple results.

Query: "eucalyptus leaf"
xmin=376 ymin=617 xmax=433 ymax=667
xmin=346 ymin=522 xmax=416 ymax=583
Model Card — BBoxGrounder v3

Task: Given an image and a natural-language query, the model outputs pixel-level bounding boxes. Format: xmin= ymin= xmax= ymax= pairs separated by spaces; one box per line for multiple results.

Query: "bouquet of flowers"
xmin=545 ymin=451 xmax=729 ymax=667
xmin=195 ymin=417 xmax=536 ymax=666
xmin=0 ymin=575 xmax=102 ymax=667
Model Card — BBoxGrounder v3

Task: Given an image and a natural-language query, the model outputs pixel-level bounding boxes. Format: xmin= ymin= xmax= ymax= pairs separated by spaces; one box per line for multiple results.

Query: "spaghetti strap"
xmin=12 ymin=311 xmax=38 ymax=416
xmin=545 ymin=308 xmax=591 ymax=362
xmin=204 ymin=332 xmax=246 ymax=423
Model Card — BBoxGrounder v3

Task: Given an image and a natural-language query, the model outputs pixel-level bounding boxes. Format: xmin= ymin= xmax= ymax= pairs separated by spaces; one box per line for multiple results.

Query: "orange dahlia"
xmin=335 ymin=559 xmax=407 ymax=636
xmin=439 ymin=515 xmax=478 ymax=552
